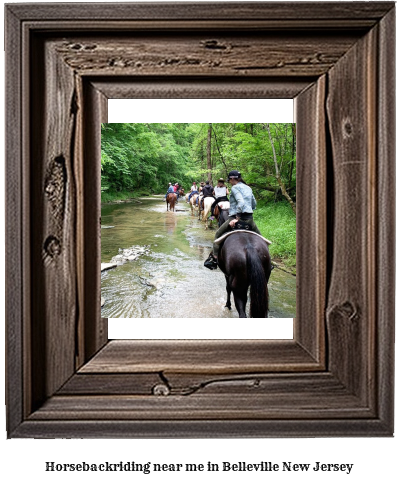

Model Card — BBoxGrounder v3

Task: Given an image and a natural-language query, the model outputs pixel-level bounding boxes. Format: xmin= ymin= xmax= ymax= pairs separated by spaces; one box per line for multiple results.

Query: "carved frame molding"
xmin=5 ymin=2 xmax=395 ymax=437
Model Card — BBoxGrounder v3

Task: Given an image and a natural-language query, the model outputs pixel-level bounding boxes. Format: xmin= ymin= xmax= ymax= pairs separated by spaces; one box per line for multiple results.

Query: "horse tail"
xmin=246 ymin=243 xmax=268 ymax=317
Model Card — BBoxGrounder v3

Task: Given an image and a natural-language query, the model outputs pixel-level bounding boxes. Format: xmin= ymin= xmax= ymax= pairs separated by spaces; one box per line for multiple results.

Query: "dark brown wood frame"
xmin=5 ymin=2 xmax=395 ymax=438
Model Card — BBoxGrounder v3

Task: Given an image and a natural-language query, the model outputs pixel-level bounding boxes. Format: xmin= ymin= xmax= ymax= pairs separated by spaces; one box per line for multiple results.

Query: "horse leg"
xmin=232 ymin=284 xmax=248 ymax=318
xmin=225 ymin=276 xmax=232 ymax=310
xmin=234 ymin=293 xmax=248 ymax=318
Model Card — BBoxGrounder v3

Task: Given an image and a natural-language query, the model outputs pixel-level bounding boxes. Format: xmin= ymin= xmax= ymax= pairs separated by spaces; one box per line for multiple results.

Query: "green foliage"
xmin=101 ymin=123 xmax=194 ymax=193
xmin=101 ymin=123 xmax=296 ymax=200
xmin=255 ymin=201 xmax=297 ymax=268
xmin=101 ymin=123 xmax=296 ymax=266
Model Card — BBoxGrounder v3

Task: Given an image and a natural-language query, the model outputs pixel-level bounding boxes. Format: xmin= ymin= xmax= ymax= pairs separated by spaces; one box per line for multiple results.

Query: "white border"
xmin=107 ymin=100 xmax=294 ymax=339
xmin=109 ymin=99 xmax=294 ymax=123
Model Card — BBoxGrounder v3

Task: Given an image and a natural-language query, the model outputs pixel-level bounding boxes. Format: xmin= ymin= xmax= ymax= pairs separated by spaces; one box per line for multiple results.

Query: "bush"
xmin=255 ymin=200 xmax=296 ymax=267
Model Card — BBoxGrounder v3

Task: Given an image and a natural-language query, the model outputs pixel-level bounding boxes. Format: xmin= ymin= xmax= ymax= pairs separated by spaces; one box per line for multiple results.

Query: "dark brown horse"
xmin=213 ymin=203 xmax=230 ymax=227
xmin=178 ymin=188 xmax=185 ymax=197
xmin=166 ymin=193 xmax=177 ymax=212
xmin=217 ymin=232 xmax=272 ymax=318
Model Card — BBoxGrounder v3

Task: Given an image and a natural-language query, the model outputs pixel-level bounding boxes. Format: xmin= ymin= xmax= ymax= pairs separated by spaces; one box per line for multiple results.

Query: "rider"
xmin=202 ymin=180 xmax=214 ymax=198
xmin=204 ymin=170 xmax=261 ymax=270
xmin=187 ymin=181 xmax=198 ymax=203
xmin=196 ymin=182 xmax=205 ymax=205
xmin=200 ymin=180 xmax=214 ymax=210
xmin=211 ymin=178 xmax=229 ymax=216
xmin=164 ymin=182 xmax=175 ymax=200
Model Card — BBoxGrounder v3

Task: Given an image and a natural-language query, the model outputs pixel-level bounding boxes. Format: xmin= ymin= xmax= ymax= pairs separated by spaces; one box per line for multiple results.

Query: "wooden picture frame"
xmin=5 ymin=2 xmax=395 ymax=438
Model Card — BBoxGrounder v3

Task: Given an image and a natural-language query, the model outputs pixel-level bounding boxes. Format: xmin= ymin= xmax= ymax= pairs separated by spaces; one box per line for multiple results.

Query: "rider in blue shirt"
xmin=205 ymin=170 xmax=261 ymax=269
xmin=164 ymin=183 xmax=175 ymax=200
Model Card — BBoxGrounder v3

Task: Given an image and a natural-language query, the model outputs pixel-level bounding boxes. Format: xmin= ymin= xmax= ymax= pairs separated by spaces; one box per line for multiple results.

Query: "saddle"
xmin=214 ymin=230 xmax=272 ymax=246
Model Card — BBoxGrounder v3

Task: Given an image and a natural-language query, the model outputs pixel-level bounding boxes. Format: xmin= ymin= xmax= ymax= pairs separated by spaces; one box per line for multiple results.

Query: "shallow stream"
xmin=101 ymin=197 xmax=296 ymax=318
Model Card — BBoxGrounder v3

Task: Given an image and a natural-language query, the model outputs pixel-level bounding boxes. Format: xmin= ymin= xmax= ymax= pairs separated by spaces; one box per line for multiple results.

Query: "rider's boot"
xmin=204 ymin=252 xmax=218 ymax=270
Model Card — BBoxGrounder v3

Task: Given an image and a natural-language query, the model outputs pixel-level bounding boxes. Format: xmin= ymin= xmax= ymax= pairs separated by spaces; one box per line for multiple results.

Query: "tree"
xmin=207 ymin=123 xmax=212 ymax=184
xmin=265 ymin=124 xmax=296 ymax=214
xmin=101 ymin=123 xmax=296 ymax=207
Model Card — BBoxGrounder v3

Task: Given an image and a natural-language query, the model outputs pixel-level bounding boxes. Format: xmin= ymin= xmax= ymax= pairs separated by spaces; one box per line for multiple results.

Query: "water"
xmin=101 ymin=197 xmax=296 ymax=318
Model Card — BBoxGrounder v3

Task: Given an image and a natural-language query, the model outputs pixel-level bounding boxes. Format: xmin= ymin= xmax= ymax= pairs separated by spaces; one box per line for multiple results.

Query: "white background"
xmin=108 ymin=98 xmax=295 ymax=339
xmin=1 ymin=1 xmax=398 ymax=486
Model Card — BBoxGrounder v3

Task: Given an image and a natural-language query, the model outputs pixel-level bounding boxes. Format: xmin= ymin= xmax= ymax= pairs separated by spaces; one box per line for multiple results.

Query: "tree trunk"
xmin=207 ymin=123 xmax=212 ymax=184
xmin=212 ymin=126 xmax=228 ymax=174
xmin=266 ymin=123 xmax=296 ymax=214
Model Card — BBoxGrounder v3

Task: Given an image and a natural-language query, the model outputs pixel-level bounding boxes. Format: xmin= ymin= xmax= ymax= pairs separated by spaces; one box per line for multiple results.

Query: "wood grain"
xmin=81 ymin=81 xmax=109 ymax=361
xmin=54 ymin=34 xmax=360 ymax=78
xmin=13 ymin=418 xmax=391 ymax=439
xmin=29 ymin=394 xmax=371 ymax=421
xmin=5 ymin=2 xmax=395 ymax=438
xmin=5 ymin=5 xmax=24 ymax=436
xmin=7 ymin=2 xmax=394 ymax=22
xmin=79 ymin=340 xmax=321 ymax=374
xmin=60 ymin=371 xmax=352 ymax=397
xmin=30 ymin=37 xmax=78 ymax=408
xmin=376 ymin=7 xmax=395 ymax=432
xmin=295 ymin=76 xmax=326 ymax=363
xmin=326 ymin=26 xmax=377 ymax=405
xmin=92 ymin=78 xmax=311 ymax=100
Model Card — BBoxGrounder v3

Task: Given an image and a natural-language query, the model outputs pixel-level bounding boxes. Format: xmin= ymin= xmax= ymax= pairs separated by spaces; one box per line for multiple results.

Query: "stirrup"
xmin=204 ymin=253 xmax=218 ymax=270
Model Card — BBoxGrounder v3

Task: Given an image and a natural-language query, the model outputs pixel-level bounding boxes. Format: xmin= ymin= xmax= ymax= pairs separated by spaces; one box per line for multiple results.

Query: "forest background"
xmin=101 ymin=123 xmax=296 ymax=268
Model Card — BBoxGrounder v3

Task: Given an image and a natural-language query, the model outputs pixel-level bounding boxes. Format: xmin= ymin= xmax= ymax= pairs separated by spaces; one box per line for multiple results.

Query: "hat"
xmin=218 ymin=178 xmax=225 ymax=183
xmin=228 ymin=170 xmax=241 ymax=179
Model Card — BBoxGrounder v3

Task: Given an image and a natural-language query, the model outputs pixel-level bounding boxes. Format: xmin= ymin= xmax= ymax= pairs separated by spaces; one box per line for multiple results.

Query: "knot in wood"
xmin=44 ymin=236 xmax=61 ymax=258
xmin=201 ymin=40 xmax=227 ymax=50
xmin=339 ymin=301 xmax=358 ymax=321
xmin=45 ymin=181 xmax=56 ymax=196
xmin=343 ymin=119 xmax=353 ymax=137
xmin=83 ymin=44 xmax=97 ymax=51
xmin=152 ymin=383 xmax=170 ymax=396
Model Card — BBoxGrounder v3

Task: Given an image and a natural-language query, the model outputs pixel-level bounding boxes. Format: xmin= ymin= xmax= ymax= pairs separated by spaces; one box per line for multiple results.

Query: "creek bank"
xmin=271 ymin=258 xmax=296 ymax=276
xmin=101 ymin=245 xmax=151 ymax=273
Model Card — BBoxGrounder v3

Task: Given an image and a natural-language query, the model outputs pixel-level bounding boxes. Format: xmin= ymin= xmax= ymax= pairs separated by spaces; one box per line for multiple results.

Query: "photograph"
xmin=100 ymin=122 xmax=296 ymax=319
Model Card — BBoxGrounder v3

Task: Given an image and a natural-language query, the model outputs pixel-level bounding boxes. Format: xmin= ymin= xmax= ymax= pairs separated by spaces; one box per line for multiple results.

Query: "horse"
xmin=217 ymin=231 xmax=272 ymax=318
xmin=178 ymin=188 xmax=185 ymax=197
xmin=199 ymin=197 xmax=215 ymax=229
xmin=189 ymin=194 xmax=198 ymax=216
xmin=213 ymin=201 xmax=230 ymax=227
xmin=197 ymin=194 xmax=204 ymax=220
xmin=166 ymin=192 xmax=177 ymax=212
